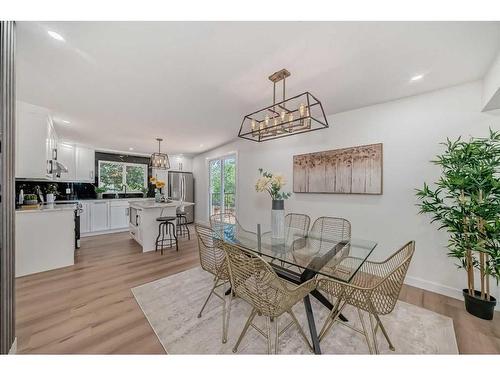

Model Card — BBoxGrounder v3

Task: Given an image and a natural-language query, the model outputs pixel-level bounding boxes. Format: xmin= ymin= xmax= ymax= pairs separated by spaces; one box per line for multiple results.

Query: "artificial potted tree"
xmin=416 ymin=129 xmax=499 ymax=320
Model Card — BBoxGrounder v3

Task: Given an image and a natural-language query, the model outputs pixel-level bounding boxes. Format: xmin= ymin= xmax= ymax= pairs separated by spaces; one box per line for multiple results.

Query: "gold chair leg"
xmin=222 ymin=290 xmax=232 ymax=344
xmin=233 ymin=308 xmax=257 ymax=353
xmin=318 ymin=294 xmax=343 ymax=339
xmin=357 ymin=308 xmax=373 ymax=354
xmin=274 ymin=317 xmax=279 ymax=354
xmin=198 ymin=276 xmax=220 ymax=318
xmin=287 ymin=309 xmax=313 ymax=352
xmin=373 ymin=313 xmax=395 ymax=351
xmin=369 ymin=313 xmax=379 ymax=354
xmin=319 ymin=299 xmax=347 ymax=342
xmin=266 ymin=317 xmax=272 ymax=354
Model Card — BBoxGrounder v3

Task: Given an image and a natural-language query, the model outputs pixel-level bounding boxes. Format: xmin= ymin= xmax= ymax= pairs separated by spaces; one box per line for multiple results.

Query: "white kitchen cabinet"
xmin=79 ymin=202 xmax=91 ymax=234
xmin=76 ymin=146 xmax=95 ymax=182
xmin=90 ymin=201 xmax=109 ymax=232
xmin=16 ymin=102 xmax=53 ymax=179
xmin=109 ymin=201 xmax=130 ymax=229
xmin=57 ymin=142 xmax=77 ymax=181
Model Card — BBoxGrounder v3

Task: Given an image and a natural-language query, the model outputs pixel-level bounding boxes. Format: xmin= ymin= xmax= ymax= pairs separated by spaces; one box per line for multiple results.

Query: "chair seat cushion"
xmin=156 ymin=216 xmax=176 ymax=221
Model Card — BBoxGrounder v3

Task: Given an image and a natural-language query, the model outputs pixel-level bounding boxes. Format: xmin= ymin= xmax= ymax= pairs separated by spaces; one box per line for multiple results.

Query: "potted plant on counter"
xmin=94 ymin=185 xmax=107 ymax=199
xmin=45 ymin=183 xmax=59 ymax=203
xmin=416 ymin=129 xmax=500 ymax=320
xmin=255 ymin=168 xmax=292 ymax=239
xmin=23 ymin=194 xmax=38 ymax=206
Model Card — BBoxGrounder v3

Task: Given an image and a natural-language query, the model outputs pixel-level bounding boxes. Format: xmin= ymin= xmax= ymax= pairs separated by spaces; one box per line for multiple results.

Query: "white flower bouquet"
xmin=255 ymin=168 xmax=292 ymax=200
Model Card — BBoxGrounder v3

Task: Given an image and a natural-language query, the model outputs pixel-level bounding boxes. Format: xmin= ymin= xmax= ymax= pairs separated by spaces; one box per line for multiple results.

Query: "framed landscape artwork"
xmin=293 ymin=143 xmax=383 ymax=194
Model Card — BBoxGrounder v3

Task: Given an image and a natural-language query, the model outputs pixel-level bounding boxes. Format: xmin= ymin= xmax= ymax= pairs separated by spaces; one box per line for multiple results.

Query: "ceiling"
xmin=16 ymin=21 xmax=500 ymax=155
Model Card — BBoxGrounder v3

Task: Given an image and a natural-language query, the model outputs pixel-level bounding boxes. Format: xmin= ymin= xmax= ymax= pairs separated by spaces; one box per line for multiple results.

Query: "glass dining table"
xmin=213 ymin=222 xmax=377 ymax=354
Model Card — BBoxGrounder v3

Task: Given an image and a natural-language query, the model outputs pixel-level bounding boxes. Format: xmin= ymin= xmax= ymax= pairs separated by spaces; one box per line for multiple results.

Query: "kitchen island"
xmin=16 ymin=203 xmax=76 ymax=276
xmin=129 ymin=200 xmax=194 ymax=252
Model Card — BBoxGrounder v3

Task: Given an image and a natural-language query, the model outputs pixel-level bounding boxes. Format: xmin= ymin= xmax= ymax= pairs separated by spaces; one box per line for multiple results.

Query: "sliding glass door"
xmin=209 ymin=155 xmax=236 ymax=219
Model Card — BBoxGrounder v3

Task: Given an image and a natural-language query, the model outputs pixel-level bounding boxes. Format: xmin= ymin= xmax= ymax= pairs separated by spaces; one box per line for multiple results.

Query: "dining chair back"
xmin=195 ymin=223 xmax=228 ymax=281
xmin=284 ymin=213 xmax=310 ymax=241
xmin=317 ymin=240 xmax=416 ymax=353
xmin=194 ymin=223 xmax=231 ymax=343
xmin=220 ymin=241 xmax=315 ymax=353
xmin=363 ymin=240 xmax=415 ymax=315
xmin=308 ymin=217 xmax=351 ymax=254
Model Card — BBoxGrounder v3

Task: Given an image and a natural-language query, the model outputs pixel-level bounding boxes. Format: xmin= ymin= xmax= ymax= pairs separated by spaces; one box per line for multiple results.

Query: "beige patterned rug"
xmin=132 ymin=267 xmax=458 ymax=354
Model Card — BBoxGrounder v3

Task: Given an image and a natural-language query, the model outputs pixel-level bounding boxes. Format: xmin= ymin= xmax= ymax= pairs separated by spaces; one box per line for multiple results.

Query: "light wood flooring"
xmin=15 ymin=230 xmax=500 ymax=354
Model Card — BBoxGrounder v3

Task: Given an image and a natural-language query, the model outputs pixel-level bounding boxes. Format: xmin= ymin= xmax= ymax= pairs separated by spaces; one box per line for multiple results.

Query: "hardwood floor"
xmin=16 ymin=230 xmax=500 ymax=354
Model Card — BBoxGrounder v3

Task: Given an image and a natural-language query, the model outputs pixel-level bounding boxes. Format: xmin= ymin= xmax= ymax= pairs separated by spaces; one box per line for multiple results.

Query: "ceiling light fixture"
xmin=48 ymin=30 xmax=65 ymax=42
xmin=150 ymin=138 xmax=170 ymax=170
xmin=129 ymin=147 xmax=134 ymax=151
xmin=61 ymin=120 xmax=70 ymax=124
xmin=410 ymin=74 xmax=424 ymax=82
xmin=238 ymin=68 xmax=328 ymax=142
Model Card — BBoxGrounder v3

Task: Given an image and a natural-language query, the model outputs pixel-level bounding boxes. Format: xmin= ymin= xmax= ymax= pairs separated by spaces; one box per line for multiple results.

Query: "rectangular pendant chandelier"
xmin=238 ymin=69 xmax=329 ymax=142
xmin=150 ymin=138 xmax=170 ymax=170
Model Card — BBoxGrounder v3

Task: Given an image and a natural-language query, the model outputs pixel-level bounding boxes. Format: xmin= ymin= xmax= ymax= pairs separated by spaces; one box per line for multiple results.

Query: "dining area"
xmin=190 ymin=212 xmax=415 ymax=354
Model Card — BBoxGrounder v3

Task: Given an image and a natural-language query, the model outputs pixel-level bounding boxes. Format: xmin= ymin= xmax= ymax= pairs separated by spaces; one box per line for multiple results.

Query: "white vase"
xmin=271 ymin=200 xmax=285 ymax=239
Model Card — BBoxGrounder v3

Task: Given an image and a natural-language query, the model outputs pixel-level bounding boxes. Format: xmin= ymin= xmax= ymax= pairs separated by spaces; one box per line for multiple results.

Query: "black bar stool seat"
xmin=157 ymin=216 xmax=176 ymax=222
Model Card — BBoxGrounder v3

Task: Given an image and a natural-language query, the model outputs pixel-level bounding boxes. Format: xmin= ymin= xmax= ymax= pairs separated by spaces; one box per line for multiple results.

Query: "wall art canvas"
xmin=293 ymin=143 xmax=383 ymax=194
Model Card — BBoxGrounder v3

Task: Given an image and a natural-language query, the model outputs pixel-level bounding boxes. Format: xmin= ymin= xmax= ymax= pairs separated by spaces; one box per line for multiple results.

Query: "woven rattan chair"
xmin=195 ymin=223 xmax=231 ymax=343
xmin=291 ymin=216 xmax=351 ymax=268
xmin=220 ymin=241 xmax=315 ymax=354
xmin=210 ymin=212 xmax=256 ymax=242
xmin=284 ymin=213 xmax=310 ymax=239
xmin=317 ymin=241 xmax=415 ymax=354
xmin=309 ymin=216 xmax=351 ymax=251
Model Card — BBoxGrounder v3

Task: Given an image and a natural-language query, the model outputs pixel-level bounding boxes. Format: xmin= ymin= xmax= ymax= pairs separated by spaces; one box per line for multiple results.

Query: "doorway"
xmin=208 ymin=154 xmax=236 ymax=220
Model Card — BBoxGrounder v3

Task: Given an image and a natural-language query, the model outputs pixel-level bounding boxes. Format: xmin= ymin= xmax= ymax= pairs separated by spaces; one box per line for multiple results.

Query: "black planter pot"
xmin=462 ymin=289 xmax=497 ymax=320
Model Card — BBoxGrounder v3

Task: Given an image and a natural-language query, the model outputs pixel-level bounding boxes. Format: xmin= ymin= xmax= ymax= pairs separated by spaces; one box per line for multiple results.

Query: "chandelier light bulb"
xmin=299 ymin=103 xmax=306 ymax=117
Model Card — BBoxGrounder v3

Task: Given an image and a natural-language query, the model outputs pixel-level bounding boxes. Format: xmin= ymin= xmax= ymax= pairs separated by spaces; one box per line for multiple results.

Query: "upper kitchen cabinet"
xmin=75 ymin=146 xmax=95 ymax=182
xmin=16 ymin=101 xmax=55 ymax=179
xmin=56 ymin=142 xmax=77 ymax=181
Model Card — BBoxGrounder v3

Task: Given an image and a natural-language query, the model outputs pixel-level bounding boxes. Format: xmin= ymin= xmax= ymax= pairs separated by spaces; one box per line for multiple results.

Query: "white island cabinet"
xmin=16 ymin=205 xmax=75 ymax=277
xmin=129 ymin=200 xmax=194 ymax=252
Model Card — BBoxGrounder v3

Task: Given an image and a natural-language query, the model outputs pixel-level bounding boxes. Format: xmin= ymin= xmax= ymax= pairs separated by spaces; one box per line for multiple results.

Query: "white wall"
xmin=193 ymin=81 xmax=500 ymax=305
xmin=483 ymin=50 xmax=500 ymax=111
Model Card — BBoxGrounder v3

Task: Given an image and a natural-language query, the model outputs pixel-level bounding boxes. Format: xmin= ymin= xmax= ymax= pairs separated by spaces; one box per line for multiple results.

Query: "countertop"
xmin=49 ymin=197 xmax=153 ymax=203
xmin=16 ymin=203 xmax=77 ymax=214
xmin=129 ymin=200 xmax=195 ymax=209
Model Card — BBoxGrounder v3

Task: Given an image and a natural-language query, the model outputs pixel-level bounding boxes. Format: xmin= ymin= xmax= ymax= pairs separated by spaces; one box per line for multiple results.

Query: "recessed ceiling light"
xmin=410 ymin=74 xmax=424 ymax=82
xmin=61 ymin=120 xmax=70 ymax=124
xmin=48 ymin=30 xmax=65 ymax=42
xmin=129 ymin=147 xmax=134 ymax=151
xmin=199 ymin=144 xmax=204 ymax=147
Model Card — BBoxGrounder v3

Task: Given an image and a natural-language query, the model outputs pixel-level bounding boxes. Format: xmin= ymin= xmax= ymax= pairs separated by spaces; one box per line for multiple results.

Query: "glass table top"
xmin=213 ymin=222 xmax=377 ymax=282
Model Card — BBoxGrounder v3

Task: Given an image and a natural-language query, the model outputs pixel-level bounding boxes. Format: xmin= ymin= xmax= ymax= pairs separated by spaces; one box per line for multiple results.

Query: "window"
xmin=98 ymin=160 xmax=148 ymax=192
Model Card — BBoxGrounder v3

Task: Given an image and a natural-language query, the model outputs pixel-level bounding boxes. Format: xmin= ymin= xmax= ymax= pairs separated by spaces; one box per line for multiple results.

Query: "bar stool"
xmin=176 ymin=205 xmax=191 ymax=240
xmin=155 ymin=215 xmax=178 ymax=254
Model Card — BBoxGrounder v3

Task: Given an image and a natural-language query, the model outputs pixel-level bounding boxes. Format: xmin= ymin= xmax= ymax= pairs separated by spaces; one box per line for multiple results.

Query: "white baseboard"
xmin=81 ymin=228 xmax=129 ymax=238
xmin=8 ymin=337 xmax=17 ymax=354
xmin=405 ymin=276 xmax=500 ymax=311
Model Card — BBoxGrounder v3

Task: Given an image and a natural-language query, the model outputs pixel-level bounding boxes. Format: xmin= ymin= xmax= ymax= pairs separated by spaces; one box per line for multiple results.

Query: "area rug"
xmin=132 ymin=267 xmax=458 ymax=354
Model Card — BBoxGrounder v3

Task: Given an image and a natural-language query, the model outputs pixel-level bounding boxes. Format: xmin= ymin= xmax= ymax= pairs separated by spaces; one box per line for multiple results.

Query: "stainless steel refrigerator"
xmin=168 ymin=171 xmax=194 ymax=223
